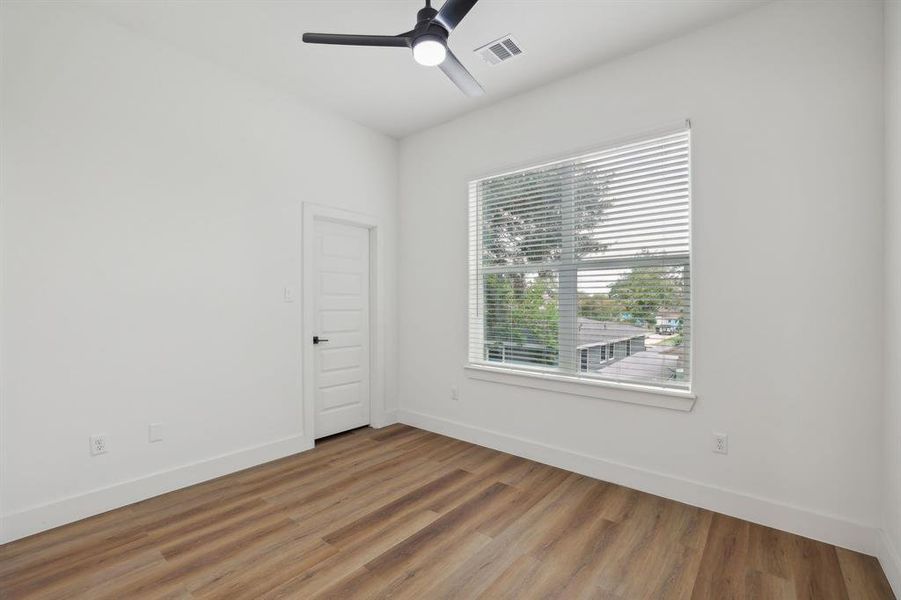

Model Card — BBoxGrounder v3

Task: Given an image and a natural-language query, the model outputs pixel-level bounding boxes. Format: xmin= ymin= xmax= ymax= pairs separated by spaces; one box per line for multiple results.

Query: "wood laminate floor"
xmin=0 ymin=424 xmax=894 ymax=599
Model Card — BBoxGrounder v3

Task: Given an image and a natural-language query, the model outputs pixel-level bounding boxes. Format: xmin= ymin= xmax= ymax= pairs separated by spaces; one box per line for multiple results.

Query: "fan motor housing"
xmin=416 ymin=5 xmax=438 ymax=24
xmin=416 ymin=23 xmax=449 ymax=46
xmin=414 ymin=15 xmax=449 ymax=42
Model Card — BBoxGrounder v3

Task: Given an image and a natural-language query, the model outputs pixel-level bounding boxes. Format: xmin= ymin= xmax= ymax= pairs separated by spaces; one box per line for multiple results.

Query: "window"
xmin=468 ymin=128 xmax=691 ymax=391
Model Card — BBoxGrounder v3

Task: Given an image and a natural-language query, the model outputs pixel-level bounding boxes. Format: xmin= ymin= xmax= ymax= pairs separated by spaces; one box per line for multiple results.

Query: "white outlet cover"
xmin=713 ymin=433 xmax=728 ymax=455
xmin=89 ymin=434 xmax=108 ymax=456
xmin=149 ymin=423 xmax=164 ymax=443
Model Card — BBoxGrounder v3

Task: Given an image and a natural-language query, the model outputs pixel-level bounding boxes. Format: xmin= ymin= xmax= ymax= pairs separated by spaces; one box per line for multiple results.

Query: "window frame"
xmin=466 ymin=124 xmax=695 ymax=409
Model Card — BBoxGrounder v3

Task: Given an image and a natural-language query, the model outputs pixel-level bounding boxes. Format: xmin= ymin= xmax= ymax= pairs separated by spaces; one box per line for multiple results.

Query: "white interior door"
xmin=312 ymin=219 xmax=371 ymax=439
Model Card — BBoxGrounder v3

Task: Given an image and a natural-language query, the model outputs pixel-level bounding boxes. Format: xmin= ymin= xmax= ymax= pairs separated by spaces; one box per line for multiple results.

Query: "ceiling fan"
xmin=302 ymin=0 xmax=485 ymax=97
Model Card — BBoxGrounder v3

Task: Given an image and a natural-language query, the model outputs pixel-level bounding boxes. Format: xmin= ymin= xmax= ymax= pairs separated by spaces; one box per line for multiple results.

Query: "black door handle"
xmin=313 ymin=336 xmax=329 ymax=344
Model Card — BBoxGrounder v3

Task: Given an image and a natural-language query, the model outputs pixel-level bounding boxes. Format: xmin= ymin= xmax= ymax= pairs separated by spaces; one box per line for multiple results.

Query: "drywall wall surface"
xmin=398 ymin=0 xmax=885 ymax=550
xmin=0 ymin=1 xmax=398 ymax=540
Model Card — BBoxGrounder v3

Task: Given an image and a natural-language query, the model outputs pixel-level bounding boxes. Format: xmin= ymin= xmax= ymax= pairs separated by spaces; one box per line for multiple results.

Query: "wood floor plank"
xmin=690 ymin=512 xmax=751 ymax=599
xmin=0 ymin=507 xmax=138 ymax=568
xmin=0 ymin=426 xmax=893 ymax=600
xmin=97 ymin=517 xmax=300 ymax=599
xmin=836 ymin=548 xmax=896 ymax=600
xmin=477 ymin=464 xmax=573 ymax=539
xmin=426 ymin=453 xmax=531 ymax=514
xmin=591 ymin=493 xmax=703 ymax=599
xmin=542 ymin=519 xmax=625 ymax=600
xmin=746 ymin=569 xmax=797 ymax=600
xmin=363 ymin=481 xmax=514 ymax=577
xmin=0 ymin=530 xmax=153 ymax=597
xmin=747 ymin=523 xmax=796 ymax=580
xmin=476 ymin=553 xmax=543 ymax=600
xmin=790 ymin=536 xmax=851 ymax=600
xmin=255 ymin=510 xmax=442 ymax=598
xmin=267 ymin=452 xmax=434 ymax=514
xmin=321 ymin=468 xmax=470 ymax=547
xmin=6 ymin=549 xmax=166 ymax=600
xmin=320 ymin=530 xmax=494 ymax=600
xmin=190 ymin=538 xmax=338 ymax=600
xmin=309 ymin=566 xmax=386 ymax=600
xmin=281 ymin=459 xmax=461 ymax=533
xmin=377 ymin=531 xmax=495 ymax=599
xmin=422 ymin=474 xmax=601 ymax=599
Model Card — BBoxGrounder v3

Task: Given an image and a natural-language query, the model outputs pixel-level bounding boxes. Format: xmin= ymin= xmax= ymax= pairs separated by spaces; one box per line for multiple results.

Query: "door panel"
xmin=321 ymin=310 xmax=363 ymax=333
xmin=313 ymin=220 xmax=370 ymax=439
xmin=320 ymin=382 xmax=363 ymax=411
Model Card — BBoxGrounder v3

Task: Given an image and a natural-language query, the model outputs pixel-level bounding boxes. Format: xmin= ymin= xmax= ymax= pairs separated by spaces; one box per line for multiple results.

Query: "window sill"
xmin=463 ymin=363 xmax=696 ymax=412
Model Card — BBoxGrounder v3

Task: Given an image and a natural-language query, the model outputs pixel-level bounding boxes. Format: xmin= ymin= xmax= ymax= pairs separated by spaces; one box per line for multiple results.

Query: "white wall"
xmin=883 ymin=0 xmax=901 ymax=592
xmin=1 ymin=0 xmax=893 ymax=571
xmin=398 ymin=0 xmax=885 ymax=553
xmin=0 ymin=2 xmax=397 ymax=541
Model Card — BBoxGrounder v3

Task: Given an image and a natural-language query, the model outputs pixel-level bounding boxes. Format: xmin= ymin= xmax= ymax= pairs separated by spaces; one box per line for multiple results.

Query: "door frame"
xmin=302 ymin=203 xmax=387 ymax=441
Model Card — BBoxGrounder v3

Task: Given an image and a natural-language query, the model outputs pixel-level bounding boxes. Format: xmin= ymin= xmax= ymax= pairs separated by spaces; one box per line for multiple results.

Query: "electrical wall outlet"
xmin=450 ymin=385 xmax=459 ymax=401
xmin=149 ymin=423 xmax=164 ymax=443
xmin=90 ymin=434 xmax=108 ymax=456
xmin=713 ymin=433 xmax=728 ymax=455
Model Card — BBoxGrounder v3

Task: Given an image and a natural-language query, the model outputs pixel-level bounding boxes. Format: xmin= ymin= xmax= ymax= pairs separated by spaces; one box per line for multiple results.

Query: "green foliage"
xmin=512 ymin=275 xmax=559 ymax=351
xmin=578 ymin=292 xmax=624 ymax=322
xmin=485 ymin=273 xmax=559 ymax=354
xmin=608 ymin=265 xmax=682 ymax=327
xmin=661 ymin=333 xmax=684 ymax=346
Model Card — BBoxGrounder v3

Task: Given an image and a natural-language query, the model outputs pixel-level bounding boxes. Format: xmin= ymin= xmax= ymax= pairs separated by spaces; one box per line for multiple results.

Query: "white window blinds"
xmin=468 ymin=128 xmax=691 ymax=390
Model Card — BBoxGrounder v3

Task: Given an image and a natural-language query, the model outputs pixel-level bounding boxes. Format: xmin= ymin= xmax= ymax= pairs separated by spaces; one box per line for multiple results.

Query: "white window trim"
xmin=464 ymin=363 xmax=696 ymax=411
xmin=466 ymin=122 xmax=694 ymax=409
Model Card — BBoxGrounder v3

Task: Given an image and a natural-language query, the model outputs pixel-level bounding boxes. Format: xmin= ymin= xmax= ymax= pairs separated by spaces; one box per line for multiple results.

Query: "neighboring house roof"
xmin=577 ymin=318 xmax=646 ymax=348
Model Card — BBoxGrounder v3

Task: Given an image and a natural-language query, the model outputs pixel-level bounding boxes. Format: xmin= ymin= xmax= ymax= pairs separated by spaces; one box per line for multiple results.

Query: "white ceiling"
xmin=80 ymin=0 xmax=767 ymax=138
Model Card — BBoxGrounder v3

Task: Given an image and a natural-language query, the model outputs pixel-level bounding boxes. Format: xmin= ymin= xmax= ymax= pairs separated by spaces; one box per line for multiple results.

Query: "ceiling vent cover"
xmin=475 ymin=35 xmax=524 ymax=65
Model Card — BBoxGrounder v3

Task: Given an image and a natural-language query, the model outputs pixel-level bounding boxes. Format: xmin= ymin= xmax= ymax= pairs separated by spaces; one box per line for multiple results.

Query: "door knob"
xmin=313 ymin=336 xmax=329 ymax=344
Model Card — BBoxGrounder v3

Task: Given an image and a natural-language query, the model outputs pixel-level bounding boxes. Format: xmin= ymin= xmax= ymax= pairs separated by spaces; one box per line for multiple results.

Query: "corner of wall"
xmin=878 ymin=528 xmax=901 ymax=596
xmin=883 ymin=0 xmax=901 ymax=595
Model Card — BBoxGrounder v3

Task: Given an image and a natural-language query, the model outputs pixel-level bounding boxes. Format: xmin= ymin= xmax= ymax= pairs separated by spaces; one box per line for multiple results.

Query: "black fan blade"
xmin=439 ymin=49 xmax=484 ymax=97
xmin=302 ymin=33 xmax=410 ymax=47
xmin=434 ymin=0 xmax=479 ymax=32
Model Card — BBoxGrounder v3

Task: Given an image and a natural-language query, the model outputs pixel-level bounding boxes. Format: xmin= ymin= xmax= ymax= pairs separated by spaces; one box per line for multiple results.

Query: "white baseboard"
xmin=397 ymin=409 xmax=879 ymax=556
xmin=878 ymin=529 xmax=901 ymax=596
xmin=0 ymin=433 xmax=313 ymax=544
xmin=371 ymin=409 xmax=399 ymax=429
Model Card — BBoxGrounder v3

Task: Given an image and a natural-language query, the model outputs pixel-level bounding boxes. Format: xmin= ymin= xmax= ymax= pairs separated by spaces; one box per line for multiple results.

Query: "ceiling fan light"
xmin=412 ymin=37 xmax=447 ymax=66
